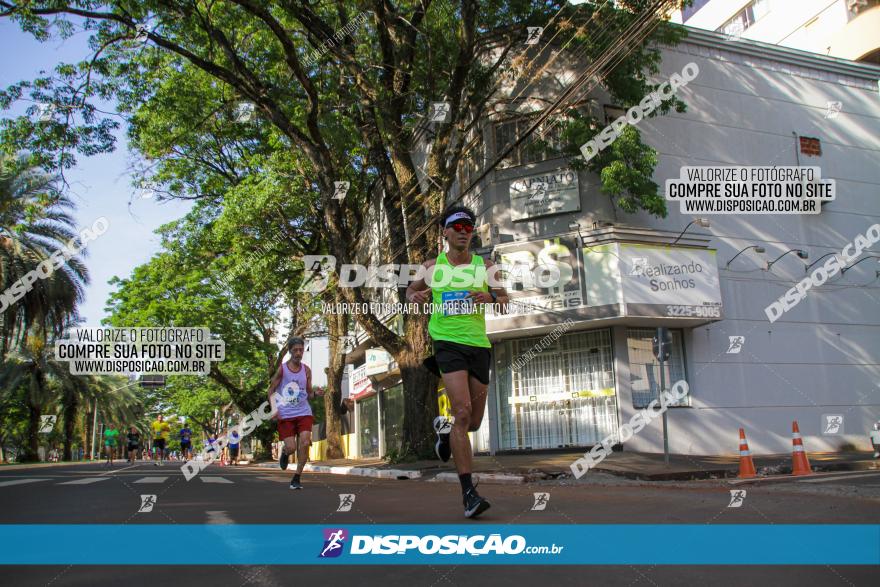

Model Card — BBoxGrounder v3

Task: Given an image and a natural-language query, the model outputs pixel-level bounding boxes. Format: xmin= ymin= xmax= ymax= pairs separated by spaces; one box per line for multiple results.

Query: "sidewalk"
xmin=255 ymin=450 xmax=879 ymax=483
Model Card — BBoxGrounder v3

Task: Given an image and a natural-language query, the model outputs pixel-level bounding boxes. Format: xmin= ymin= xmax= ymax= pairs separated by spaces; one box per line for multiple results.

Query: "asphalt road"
xmin=1 ymin=461 xmax=877 ymax=586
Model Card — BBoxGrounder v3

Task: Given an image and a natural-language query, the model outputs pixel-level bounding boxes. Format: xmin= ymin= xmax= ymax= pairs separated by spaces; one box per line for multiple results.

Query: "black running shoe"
xmin=434 ymin=416 xmax=452 ymax=462
xmin=463 ymin=487 xmax=490 ymax=518
xmin=289 ymin=478 xmax=303 ymax=490
xmin=279 ymin=449 xmax=289 ymax=471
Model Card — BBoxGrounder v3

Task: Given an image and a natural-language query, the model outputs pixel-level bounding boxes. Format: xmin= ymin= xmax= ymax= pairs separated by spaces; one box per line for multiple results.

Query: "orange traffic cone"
xmin=791 ymin=421 xmax=813 ymax=476
xmin=738 ymin=428 xmax=757 ymax=479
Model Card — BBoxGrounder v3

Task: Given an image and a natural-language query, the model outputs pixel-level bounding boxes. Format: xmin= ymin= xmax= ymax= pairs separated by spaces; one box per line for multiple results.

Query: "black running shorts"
xmin=154 ymin=438 xmax=166 ymax=450
xmin=433 ymin=340 xmax=491 ymax=385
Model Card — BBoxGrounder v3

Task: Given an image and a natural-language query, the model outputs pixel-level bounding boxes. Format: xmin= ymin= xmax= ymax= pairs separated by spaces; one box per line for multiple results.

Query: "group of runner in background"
xmin=99 ymin=413 xmax=240 ymax=467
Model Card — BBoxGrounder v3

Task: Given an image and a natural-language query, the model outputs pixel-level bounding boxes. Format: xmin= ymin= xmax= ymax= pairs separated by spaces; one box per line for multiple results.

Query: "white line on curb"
xmin=428 ymin=472 xmax=525 ymax=485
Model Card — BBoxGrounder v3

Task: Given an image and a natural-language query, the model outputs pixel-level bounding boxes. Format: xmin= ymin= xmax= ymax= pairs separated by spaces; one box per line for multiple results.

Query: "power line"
xmin=390 ymin=0 xmax=675 ymax=264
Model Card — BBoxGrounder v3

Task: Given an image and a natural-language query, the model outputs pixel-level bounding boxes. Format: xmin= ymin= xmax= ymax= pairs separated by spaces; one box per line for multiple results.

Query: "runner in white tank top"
xmin=268 ymin=337 xmax=324 ymax=489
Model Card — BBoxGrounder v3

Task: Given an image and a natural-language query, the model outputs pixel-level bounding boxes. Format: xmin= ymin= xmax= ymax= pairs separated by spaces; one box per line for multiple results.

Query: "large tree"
xmin=1 ymin=0 xmax=687 ymax=458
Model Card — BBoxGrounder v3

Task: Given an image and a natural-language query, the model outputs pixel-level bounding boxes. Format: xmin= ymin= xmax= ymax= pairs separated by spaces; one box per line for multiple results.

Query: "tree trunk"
xmin=253 ymin=425 xmax=274 ymax=460
xmin=84 ymin=402 xmax=94 ymax=459
xmin=22 ymin=403 xmax=41 ymax=462
xmin=62 ymin=394 xmax=77 ymax=461
xmin=397 ymin=315 xmax=439 ymax=460
xmin=323 ymin=292 xmax=347 ymax=459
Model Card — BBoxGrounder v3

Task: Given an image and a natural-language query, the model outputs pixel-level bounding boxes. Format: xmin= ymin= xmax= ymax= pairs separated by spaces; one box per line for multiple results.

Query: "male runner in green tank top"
xmin=406 ymin=205 xmax=508 ymax=518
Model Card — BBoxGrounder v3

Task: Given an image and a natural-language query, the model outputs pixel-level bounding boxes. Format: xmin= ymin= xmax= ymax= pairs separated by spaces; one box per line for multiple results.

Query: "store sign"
xmin=350 ymin=364 xmax=373 ymax=400
xmin=509 ymin=169 xmax=580 ymax=221
xmin=620 ymin=244 xmax=722 ymax=317
xmin=582 ymin=243 xmax=722 ymax=319
xmin=489 ymin=237 xmax=583 ymax=320
xmin=365 ymin=348 xmax=392 ymax=376
xmin=487 ymin=238 xmax=722 ymax=336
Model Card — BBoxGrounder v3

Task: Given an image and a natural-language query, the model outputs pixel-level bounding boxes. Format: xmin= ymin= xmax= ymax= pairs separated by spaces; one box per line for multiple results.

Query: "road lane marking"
xmin=206 ymin=511 xmax=235 ymax=524
xmin=0 ymin=479 xmax=49 ymax=487
xmin=99 ymin=464 xmax=141 ymax=476
xmin=798 ymin=472 xmax=880 ymax=483
xmin=201 ymin=477 xmax=233 ymax=484
xmin=133 ymin=477 xmax=168 ymax=484
xmin=256 ymin=476 xmax=289 ymax=483
xmin=58 ymin=477 xmax=112 ymax=485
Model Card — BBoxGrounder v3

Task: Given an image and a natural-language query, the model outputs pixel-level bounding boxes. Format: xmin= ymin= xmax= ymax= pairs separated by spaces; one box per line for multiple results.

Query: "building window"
xmin=682 ymin=0 xmax=711 ymax=22
xmin=847 ymin=0 xmax=880 ymax=19
xmin=497 ymin=328 xmax=619 ymax=450
xmin=356 ymin=394 xmax=379 ymax=458
xmin=457 ymin=135 xmax=484 ymax=189
xmin=799 ymin=136 xmax=822 ymax=157
xmin=381 ymin=385 xmax=404 ymax=455
xmin=717 ymin=0 xmax=771 ymax=37
xmin=494 ymin=113 xmax=570 ymax=168
xmin=603 ymin=105 xmax=626 ymax=124
xmin=627 ymin=328 xmax=689 ymax=408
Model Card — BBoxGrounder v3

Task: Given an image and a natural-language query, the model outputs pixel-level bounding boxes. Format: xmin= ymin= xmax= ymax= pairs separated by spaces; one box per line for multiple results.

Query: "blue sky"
xmin=1 ymin=21 xmax=193 ymax=324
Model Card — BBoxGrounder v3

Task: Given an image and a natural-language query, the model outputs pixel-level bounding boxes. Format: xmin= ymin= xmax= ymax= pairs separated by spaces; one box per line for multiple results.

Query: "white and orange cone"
xmin=791 ymin=420 xmax=813 ymax=476
xmin=738 ymin=428 xmax=757 ymax=479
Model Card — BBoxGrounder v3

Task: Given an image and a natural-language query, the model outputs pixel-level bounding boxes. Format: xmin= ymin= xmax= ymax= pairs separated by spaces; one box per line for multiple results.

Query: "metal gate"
xmin=500 ymin=328 xmax=618 ymax=450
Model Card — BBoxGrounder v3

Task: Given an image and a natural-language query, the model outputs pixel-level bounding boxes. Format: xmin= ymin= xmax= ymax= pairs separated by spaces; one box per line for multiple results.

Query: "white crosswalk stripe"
xmin=58 ymin=477 xmax=111 ymax=485
xmin=133 ymin=476 xmax=168 ymax=484
xmin=256 ymin=476 xmax=290 ymax=483
xmin=0 ymin=479 xmax=49 ymax=487
xmin=200 ymin=477 xmax=233 ymax=484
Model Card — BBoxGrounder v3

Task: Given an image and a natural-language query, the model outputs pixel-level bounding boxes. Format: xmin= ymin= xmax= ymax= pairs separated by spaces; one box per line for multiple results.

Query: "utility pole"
xmin=652 ymin=328 xmax=672 ymax=466
xmin=90 ymin=399 xmax=99 ymax=460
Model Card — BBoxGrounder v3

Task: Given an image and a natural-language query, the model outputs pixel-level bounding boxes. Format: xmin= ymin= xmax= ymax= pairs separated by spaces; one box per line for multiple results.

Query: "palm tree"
xmin=0 ymin=331 xmax=145 ymax=461
xmin=0 ymin=333 xmax=61 ymax=461
xmin=76 ymin=377 xmax=146 ymax=461
xmin=0 ymin=154 xmax=88 ymax=356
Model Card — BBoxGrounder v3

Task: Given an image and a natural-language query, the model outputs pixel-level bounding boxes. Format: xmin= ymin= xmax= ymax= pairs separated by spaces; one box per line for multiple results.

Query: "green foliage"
xmin=0 ymin=0 xmax=690 ymax=457
xmin=0 ymin=154 xmax=88 ymax=352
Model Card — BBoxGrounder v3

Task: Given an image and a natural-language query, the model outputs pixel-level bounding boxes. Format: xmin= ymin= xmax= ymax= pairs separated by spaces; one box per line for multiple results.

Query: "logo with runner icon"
xmin=531 ymin=492 xmax=550 ymax=511
xmin=337 ymin=494 xmax=356 ymax=512
xmin=319 ymin=528 xmax=348 ymax=558
xmin=39 ymin=415 xmax=57 ymax=433
xmin=727 ymin=490 xmax=746 ymax=508
xmin=138 ymin=495 xmax=157 ymax=513
xmin=821 ymin=414 xmax=844 ymax=435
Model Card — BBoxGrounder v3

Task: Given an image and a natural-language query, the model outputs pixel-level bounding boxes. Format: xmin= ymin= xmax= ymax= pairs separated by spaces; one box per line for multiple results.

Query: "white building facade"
xmin=459 ymin=27 xmax=880 ymax=457
xmin=343 ymin=25 xmax=879 ymax=460
xmin=672 ymin=0 xmax=880 ymax=64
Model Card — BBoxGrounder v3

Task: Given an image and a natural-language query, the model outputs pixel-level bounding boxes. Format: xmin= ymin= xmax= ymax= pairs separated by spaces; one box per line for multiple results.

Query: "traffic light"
xmin=139 ymin=375 xmax=166 ymax=388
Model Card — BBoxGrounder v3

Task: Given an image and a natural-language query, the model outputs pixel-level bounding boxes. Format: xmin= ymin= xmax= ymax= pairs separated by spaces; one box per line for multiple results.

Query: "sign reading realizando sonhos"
xmin=583 ymin=243 xmax=722 ymax=319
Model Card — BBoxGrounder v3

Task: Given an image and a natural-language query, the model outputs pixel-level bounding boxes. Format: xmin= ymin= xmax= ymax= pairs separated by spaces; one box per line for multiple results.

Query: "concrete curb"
xmin=303 ymin=464 xmax=421 ymax=479
xmin=728 ymin=468 xmax=880 ymax=486
xmin=0 ymin=461 xmax=96 ymax=470
xmin=253 ymin=462 xmax=421 ymax=479
xmin=428 ymin=471 xmax=526 ymax=485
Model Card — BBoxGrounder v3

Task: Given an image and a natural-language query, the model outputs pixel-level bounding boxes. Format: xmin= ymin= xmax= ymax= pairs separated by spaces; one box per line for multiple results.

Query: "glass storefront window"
xmin=627 ymin=328 xmax=689 ymax=408
xmin=382 ymin=385 xmax=404 ymax=455
xmin=496 ymin=328 xmax=618 ymax=450
xmin=357 ymin=394 xmax=380 ymax=458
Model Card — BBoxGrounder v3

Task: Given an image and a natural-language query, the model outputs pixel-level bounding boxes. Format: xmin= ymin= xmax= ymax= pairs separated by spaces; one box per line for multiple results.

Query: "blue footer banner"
xmin=1 ymin=525 xmax=878 ymax=565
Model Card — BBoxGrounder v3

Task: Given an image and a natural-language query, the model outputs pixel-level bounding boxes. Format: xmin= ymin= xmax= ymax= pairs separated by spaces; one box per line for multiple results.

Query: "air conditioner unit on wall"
xmin=476 ymin=223 xmax=500 ymax=247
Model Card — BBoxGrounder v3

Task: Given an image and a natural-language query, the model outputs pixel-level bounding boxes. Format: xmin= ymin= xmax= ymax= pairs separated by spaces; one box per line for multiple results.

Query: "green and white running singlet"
xmin=427 ymin=252 xmax=491 ymax=348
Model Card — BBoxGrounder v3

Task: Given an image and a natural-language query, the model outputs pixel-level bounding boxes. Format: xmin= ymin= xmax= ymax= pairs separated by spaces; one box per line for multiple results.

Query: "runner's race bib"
xmin=282 ymin=382 xmax=304 ymax=406
xmin=441 ymin=291 xmax=475 ymax=316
